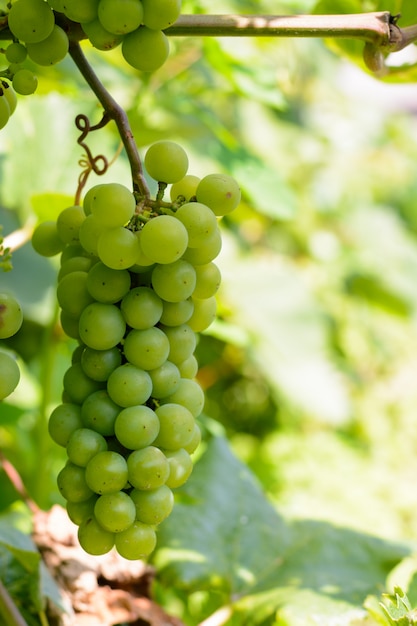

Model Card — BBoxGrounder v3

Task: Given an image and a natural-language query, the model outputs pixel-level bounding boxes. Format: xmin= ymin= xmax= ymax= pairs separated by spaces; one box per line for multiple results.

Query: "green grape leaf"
xmin=345 ymin=273 xmax=411 ymax=316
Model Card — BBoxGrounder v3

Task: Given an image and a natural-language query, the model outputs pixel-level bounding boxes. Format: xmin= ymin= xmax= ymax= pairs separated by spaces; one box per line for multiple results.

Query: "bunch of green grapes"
xmin=32 ymin=140 xmax=240 ymax=560
xmin=0 ymin=292 xmax=23 ymax=401
xmin=48 ymin=0 xmax=180 ymax=72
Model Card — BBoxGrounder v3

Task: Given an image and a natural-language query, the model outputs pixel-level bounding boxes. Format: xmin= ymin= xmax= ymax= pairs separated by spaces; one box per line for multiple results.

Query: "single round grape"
xmin=151 ymin=259 xmax=196 ymax=303
xmin=159 ymin=298 xmax=194 ymax=326
xmin=81 ymin=389 xmax=120 ymax=436
xmin=90 ymin=183 xmax=136 ymax=227
xmin=56 ymin=205 xmax=85 ymax=244
xmin=8 ymin=0 xmax=55 ymax=44
xmin=58 ymin=255 xmax=95 ymax=281
xmin=181 ymin=227 xmax=222 ymax=265
xmin=62 ymin=0 xmax=99 ymax=22
xmin=175 ymin=202 xmax=218 ymax=248
xmin=123 ymin=327 xmax=170 ymax=371
xmin=26 ymin=25 xmax=69 ymax=66
xmin=148 ymin=361 xmax=180 ymax=399
xmin=122 ymin=27 xmax=169 ymax=73
xmin=97 ymin=226 xmax=140 ymax=270
xmin=5 ymin=42 xmax=27 ymax=63
xmin=85 ymin=450 xmax=128 ymax=495
xmin=71 ymin=344 xmax=85 ymax=364
xmin=78 ymin=516 xmax=115 ymax=555
xmin=32 ymin=221 xmax=65 ymax=257
xmin=196 ymin=173 xmax=241 ymax=216
xmin=107 ymin=363 xmax=152 ymax=407
xmin=78 ymin=214 xmax=106 ymax=256
xmin=60 ymin=243 xmax=86 ymax=264
xmin=115 ymin=521 xmax=156 ymax=560
xmin=98 ymin=0 xmax=143 ymax=35
xmin=60 ymin=311 xmax=80 ymax=341
xmin=139 ymin=215 xmax=188 ymax=264
xmin=142 ymin=0 xmax=181 ymax=30
xmin=81 ymin=346 xmax=122 ymax=382
xmin=57 ymin=271 xmax=94 ymax=318
xmin=130 ymin=485 xmax=174 ymax=525
xmin=170 ymin=174 xmax=200 ymax=203
xmin=94 ymin=491 xmax=136 ymax=533
xmin=183 ymin=422 xmax=201 ymax=454
xmin=114 ymin=405 xmax=160 ymax=450
xmin=160 ymin=323 xmax=196 ymax=365
xmin=177 ymin=354 xmax=198 ymax=379
xmin=0 ymin=293 xmax=23 ymax=339
xmin=12 ymin=69 xmax=38 ymax=95
xmin=120 ymin=286 xmax=162 ymax=329
xmin=162 ymin=378 xmax=204 ymax=418
xmin=0 ymin=351 xmax=20 ymax=401
xmin=188 ymin=296 xmax=217 ymax=332
xmin=57 ymin=463 xmax=94 ymax=503
xmin=63 ymin=362 xmax=104 ymax=405
xmin=164 ymin=448 xmax=193 ymax=488
xmin=66 ymin=428 xmax=108 ymax=467
xmin=193 ymin=262 xmax=221 ymax=299
xmin=86 ymin=262 xmax=131 ymax=304
xmin=66 ymin=496 xmax=97 ymax=525
xmin=144 ymin=140 xmax=188 ymax=184
xmin=0 ymin=95 xmax=9 ymax=129
xmin=48 ymin=403 xmax=83 ymax=447
xmin=1 ymin=82 xmax=17 ymax=115
xmin=154 ymin=403 xmax=195 ymax=450
xmin=81 ymin=18 xmax=123 ymax=51
xmin=79 ymin=302 xmax=126 ymax=350
xmin=127 ymin=446 xmax=169 ymax=490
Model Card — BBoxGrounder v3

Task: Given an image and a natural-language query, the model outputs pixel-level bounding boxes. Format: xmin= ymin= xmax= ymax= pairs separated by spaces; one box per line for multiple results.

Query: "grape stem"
xmin=68 ymin=41 xmax=150 ymax=201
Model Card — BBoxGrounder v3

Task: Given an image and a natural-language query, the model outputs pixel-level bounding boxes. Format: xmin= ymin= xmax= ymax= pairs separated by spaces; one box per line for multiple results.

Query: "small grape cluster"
xmin=32 ymin=140 xmax=240 ymax=560
xmin=0 ymin=292 xmax=23 ymax=401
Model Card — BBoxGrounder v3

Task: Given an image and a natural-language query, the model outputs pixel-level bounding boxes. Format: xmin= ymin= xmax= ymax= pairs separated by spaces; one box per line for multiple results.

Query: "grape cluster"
xmin=33 ymin=140 xmax=240 ymax=559
xmin=0 ymin=292 xmax=23 ymax=401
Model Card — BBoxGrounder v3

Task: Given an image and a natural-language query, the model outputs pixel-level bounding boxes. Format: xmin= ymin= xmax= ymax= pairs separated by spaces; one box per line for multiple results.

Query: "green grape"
xmin=183 ymin=422 xmax=201 ymax=454
xmin=193 ymin=262 xmax=221 ymax=299
xmin=0 ymin=350 xmax=20 ymax=401
xmin=66 ymin=496 xmax=97 ymax=525
xmin=164 ymin=448 xmax=193 ymax=488
xmin=26 ymin=25 xmax=69 ymax=66
xmin=159 ymin=298 xmax=194 ymax=326
xmin=123 ymin=327 xmax=170 ymax=370
xmin=142 ymin=0 xmax=181 ymax=30
xmin=56 ymin=271 xmax=94 ymax=318
xmin=1 ymin=81 xmax=17 ymax=115
xmin=94 ymin=491 xmax=136 ymax=532
xmin=148 ymin=360 xmax=180 ymax=399
xmin=162 ymin=378 xmax=204 ymax=418
xmin=5 ymin=42 xmax=27 ymax=63
xmin=57 ymin=462 xmax=94 ymax=503
xmin=120 ymin=286 xmax=162 ymax=329
xmin=139 ymin=215 xmax=188 ymax=264
xmin=0 ymin=94 xmax=10 ymax=129
xmin=86 ymin=262 xmax=131 ymax=304
xmin=8 ymin=0 xmax=55 ymax=44
xmin=175 ymin=202 xmax=218 ymax=248
xmin=12 ymin=69 xmax=38 ymax=95
xmin=151 ymin=259 xmax=196 ymax=303
xmin=78 ymin=516 xmax=115 ymax=555
xmin=114 ymin=405 xmax=160 ymax=450
xmin=144 ymin=140 xmax=188 ymax=184
xmin=0 ymin=292 xmax=23 ymax=339
xmin=62 ymin=0 xmax=99 ymax=22
xmin=107 ymin=363 xmax=152 ymax=407
xmin=81 ymin=389 xmax=120 ymax=436
xmin=188 ymin=296 xmax=217 ymax=332
xmin=127 ymin=446 xmax=169 ymax=490
xmin=90 ymin=182 xmax=136 ymax=227
xmin=78 ymin=214 xmax=106 ymax=256
xmin=63 ymin=362 xmax=104 ymax=405
xmin=48 ymin=403 xmax=83 ymax=447
xmin=154 ymin=403 xmax=195 ymax=450
xmin=98 ymin=0 xmax=143 ymax=35
xmin=85 ymin=450 xmax=128 ymax=494
xmin=97 ymin=226 xmax=140 ymax=270
xmin=122 ymin=27 xmax=169 ymax=73
xmin=60 ymin=311 xmax=80 ymax=340
xmin=81 ymin=346 xmax=122 ymax=382
xmin=170 ymin=174 xmax=200 ymax=203
xmin=160 ymin=323 xmax=196 ymax=364
xmin=81 ymin=19 xmax=123 ymax=51
xmin=79 ymin=302 xmax=126 ymax=350
xmin=115 ymin=521 xmax=156 ymax=560
xmin=181 ymin=226 xmax=222 ymax=265
xmin=60 ymin=243 xmax=86 ymax=264
xmin=196 ymin=173 xmax=241 ymax=216
xmin=56 ymin=205 xmax=85 ymax=244
xmin=177 ymin=354 xmax=198 ymax=379
xmin=58 ymin=255 xmax=95 ymax=281
xmin=130 ymin=484 xmax=174 ymax=525
xmin=66 ymin=428 xmax=108 ymax=467
xmin=32 ymin=220 xmax=64 ymax=257
xmin=71 ymin=344 xmax=85 ymax=364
